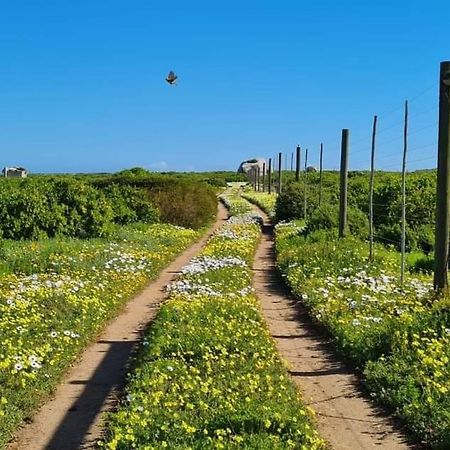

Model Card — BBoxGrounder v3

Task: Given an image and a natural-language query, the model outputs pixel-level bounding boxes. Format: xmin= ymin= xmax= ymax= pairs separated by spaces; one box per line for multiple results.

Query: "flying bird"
xmin=165 ymin=70 xmax=178 ymax=85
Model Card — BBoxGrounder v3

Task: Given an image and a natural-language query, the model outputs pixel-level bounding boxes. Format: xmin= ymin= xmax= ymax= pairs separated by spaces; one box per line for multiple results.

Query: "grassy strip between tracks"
xmin=101 ymin=194 xmax=325 ymax=449
xmin=241 ymin=191 xmax=277 ymax=220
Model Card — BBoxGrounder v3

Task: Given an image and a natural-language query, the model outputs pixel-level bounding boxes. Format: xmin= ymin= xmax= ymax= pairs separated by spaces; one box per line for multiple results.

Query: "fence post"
xmin=268 ymin=158 xmax=272 ymax=194
xmin=304 ymin=148 xmax=308 ymax=219
xmin=434 ymin=61 xmax=450 ymax=290
xmin=400 ymin=102 xmax=408 ymax=285
xmin=295 ymin=145 xmax=301 ymax=181
xmin=262 ymin=162 xmax=266 ymax=192
xmin=369 ymin=116 xmax=378 ymax=261
xmin=278 ymin=152 xmax=282 ymax=194
xmin=339 ymin=129 xmax=349 ymax=238
xmin=319 ymin=143 xmax=324 ymax=207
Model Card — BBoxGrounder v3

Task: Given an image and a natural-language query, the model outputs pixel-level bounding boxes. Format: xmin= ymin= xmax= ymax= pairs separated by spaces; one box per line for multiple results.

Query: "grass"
xmin=241 ymin=191 xmax=277 ymax=219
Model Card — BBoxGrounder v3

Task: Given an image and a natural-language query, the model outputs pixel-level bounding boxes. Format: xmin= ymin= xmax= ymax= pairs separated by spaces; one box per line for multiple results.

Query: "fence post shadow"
xmin=45 ymin=339 xmax=137 ymax=450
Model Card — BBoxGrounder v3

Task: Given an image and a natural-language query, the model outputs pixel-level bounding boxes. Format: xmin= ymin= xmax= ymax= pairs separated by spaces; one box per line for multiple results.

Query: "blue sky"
xmin=0 ymin=1 xmax=448 ymax=173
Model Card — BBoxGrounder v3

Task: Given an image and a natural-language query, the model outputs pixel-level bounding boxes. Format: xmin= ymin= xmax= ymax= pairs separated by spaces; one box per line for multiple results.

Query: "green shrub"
xmin=375 ymin=223 xmax=434 ymax=253
xmin=0 ymin=181 xmax=66 ymax=240
xmin=53 ymin=179 xmax=114 ymax=238
xmin=95 ymin=174 xmax=217 ymax=230
xmin=305 ymin=205 xmax=339 ymax=232
xmin=102 ymin=184 xmax=159 ymax=225
xmin=148 ymin=181 xmax=216 ymax=229
xmin=275 ymin=182 xmax=309 ymax=221
xmin=306 ymin=204 xmax=368 ymax=238
xmin=408 ymin=252 xmax=434 ymax=274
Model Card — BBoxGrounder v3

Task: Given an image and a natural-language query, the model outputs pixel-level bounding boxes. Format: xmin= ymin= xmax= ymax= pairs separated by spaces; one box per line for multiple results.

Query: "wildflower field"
xmin=275 ymin=223 xmax=450 ymax=448
xmin=0 ymin=223 xmax=199 ymax=447
xmin=102 ymin=194 xmax=325 ymax=449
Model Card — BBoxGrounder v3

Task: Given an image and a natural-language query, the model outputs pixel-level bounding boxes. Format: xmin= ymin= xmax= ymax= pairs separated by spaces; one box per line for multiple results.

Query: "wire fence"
xmin=245 ymin=80 xmax=441 ymax=284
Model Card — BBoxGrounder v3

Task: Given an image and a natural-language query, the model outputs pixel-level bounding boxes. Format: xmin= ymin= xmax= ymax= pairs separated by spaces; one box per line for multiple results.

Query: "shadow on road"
xmin=45 ymin=339 xmax=137 ymax=450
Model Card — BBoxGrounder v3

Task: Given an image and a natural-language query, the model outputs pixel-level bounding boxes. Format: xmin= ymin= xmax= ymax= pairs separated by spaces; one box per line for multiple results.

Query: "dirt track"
xmin=8 ymin=204 xmax=228 ymax=450
xmin=252 ymin=214 xmax=415 ymax=450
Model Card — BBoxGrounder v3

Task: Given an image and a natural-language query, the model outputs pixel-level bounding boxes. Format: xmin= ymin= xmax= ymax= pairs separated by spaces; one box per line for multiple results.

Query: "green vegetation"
xmin=275 ymin=220 xmax=450 ymax=448
xmin=0 ymin=223 xmax=199 ymax=448
xmin=93 ymin=171 xmax=218 ymax=229
xmin=102 ymin=192 xmax=325 ymax=449
xmin=0 ymin=171 xmax=219 ymax=239
xmin=274 ymin=170 xmax=436 ymax=253
xmin=241 ymin=192 xmax=277 ymax=219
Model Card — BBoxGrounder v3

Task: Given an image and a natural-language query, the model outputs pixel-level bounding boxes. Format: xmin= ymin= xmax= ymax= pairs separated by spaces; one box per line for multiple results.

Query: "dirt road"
xmin=252 ymin=216 xmax=414 ymax=450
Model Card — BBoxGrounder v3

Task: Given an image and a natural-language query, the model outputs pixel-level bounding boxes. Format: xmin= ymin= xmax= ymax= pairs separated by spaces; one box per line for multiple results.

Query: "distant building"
xmin=3 ymin=167 xmax=28 ymax=178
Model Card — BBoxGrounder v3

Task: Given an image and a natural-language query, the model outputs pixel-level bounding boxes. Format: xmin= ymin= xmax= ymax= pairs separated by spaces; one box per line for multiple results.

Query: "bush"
xmin=53 ymin=179 xmax=114 ymax=238
xmin=306 ymin=204 xmax=369 ymax=238
xmin=148 ymin=181 xmax=217 ymax=229
xmin=102 ymin=184 xmax=159 ymax=225
xmin=375 ymin=223 xmax=434 ymax=253
xmin=306 ymin=205 xmax=339 ymax=233
xmin=0 ymin=178 xmax=162 ymax=240
xmin=95 ymin=174 xmax=218 ymax=230
xmin=347 ymin=206 xmax=370 ymax=238
xmin=275 ymin=182 xmax=310 ymax=221
xmin=0 ymin=181 xmax=66 ymax=240
xmin=408 ymin=252 xmax=434 ymax=274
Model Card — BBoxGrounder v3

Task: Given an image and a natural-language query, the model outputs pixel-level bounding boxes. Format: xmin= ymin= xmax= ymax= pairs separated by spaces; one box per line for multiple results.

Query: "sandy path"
xmin=252 ymin=216 xmax=416 ymax=450
xmin=9 ymin=204 xmax=228 ymax=450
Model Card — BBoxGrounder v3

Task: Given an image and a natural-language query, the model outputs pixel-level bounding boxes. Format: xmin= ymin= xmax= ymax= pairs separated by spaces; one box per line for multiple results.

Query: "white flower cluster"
xmin=227 ymin=213 xmax=263 ymax=226
xmin=12 ymin=354 xmax=43 ymax=372
xmin=334 ymin=269 xmax=432 ymax=298
xmin=104 ymin=251 xmax=151 ymax=273
xmin=166 ymin=279 xmax=222 ymax=297
xmin=181 ymin=256 xmax=247 ymax=275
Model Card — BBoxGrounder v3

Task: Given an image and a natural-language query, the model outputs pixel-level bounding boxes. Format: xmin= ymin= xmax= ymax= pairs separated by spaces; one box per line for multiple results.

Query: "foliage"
xmin=114 ymin=167 xmax=152 ymax=177
xmin=306 ymin=204 xmax=369 ymax=238
xmin=275 ymin=182 xmax=308 ymax=221
xmin=102 ymin=183 xmax=159 ymax=225
xmin=0 ymin=178 xmax=159 ymax=240
xmin=0 ymin=224 xmax=199 ymax=447
xmin=274 ymin=170 xmax=436 ymax=251
xmin=94 ymin=173 xmax=218 ymax=230
xmin=275 ymin=222 xmax=450 ymax=448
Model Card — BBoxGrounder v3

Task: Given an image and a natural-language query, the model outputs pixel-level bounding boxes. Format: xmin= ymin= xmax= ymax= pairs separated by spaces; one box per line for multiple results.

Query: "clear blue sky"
xmin=0 ymin=1 xmax=448 ymax=173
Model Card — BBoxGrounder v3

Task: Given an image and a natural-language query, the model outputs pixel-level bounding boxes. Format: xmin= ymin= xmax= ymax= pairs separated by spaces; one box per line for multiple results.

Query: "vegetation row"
xmin=274 ymin=170 xmax=435 ymax=255
xmin=0 ymin=171 xmax=219 ymax=240
xmin=102 ymin=191 xmax=325 ymax=449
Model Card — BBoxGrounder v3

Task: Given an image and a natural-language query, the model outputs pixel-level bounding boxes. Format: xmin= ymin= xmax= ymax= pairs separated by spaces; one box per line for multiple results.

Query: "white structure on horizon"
xmin=3 ymin=167 xmax=28 ymax=178
xmin=237 ymin=158 xmax=266 ymax=175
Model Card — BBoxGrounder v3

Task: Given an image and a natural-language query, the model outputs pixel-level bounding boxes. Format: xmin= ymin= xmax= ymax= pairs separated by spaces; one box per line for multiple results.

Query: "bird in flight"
xmin=165 ymin=70 xmax=178 ymax=85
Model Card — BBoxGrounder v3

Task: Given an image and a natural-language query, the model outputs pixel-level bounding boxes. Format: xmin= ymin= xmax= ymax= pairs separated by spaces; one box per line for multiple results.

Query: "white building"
xmin=2 ymin=167 xmax=28 ymax=178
